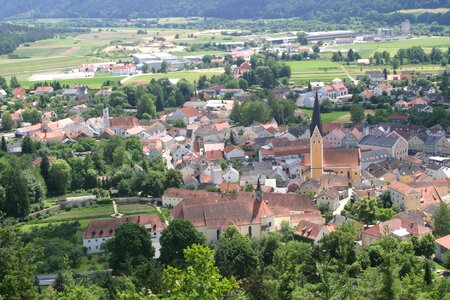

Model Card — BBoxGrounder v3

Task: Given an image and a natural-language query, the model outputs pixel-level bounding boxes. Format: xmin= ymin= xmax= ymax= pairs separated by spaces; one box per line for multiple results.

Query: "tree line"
xmin=3 ymin=214 xmax=450 ymax=299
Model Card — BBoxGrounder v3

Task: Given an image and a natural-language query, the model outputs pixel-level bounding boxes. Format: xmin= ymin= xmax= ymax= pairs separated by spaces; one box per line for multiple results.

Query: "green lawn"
xmin=20 ymin=75 xmax=125 ymax=89
xmin=302 ymin=109 xmax=375 ymax=123
xmin=124 ymin=70 xmax=223 ymax=84
xmin=329 ymin=37 xmax=450 ymax=58
xmin=20 ymin=203 xmax=160 ymax=232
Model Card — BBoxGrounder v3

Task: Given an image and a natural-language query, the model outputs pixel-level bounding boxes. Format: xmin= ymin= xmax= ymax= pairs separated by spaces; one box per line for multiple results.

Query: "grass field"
xmin=286 ymin=60 xmax=349 ymax=83
xmin=20 ymin=203 xmax=159 ymax=232
xmin=329 ymin=37 xmax=450 ymax=58
xmin=302 ymin=109 xmax=375 ymax=123
xmin=124 ymin=69 xmax=223 ymax=84
xmin=20 ymin=75 xmax=125 ymax=89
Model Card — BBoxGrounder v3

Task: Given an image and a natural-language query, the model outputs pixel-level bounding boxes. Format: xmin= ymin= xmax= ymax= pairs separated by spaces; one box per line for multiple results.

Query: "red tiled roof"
xmin=436 ymin=235 xmax=450 ymax=250
xmin=179 ymin=107 xmax=201 ymax=118
xmin=363 ymin=218 xmax=431 ymax=238
xmin=388 ymin=180 xmax=419 ymax=195
xmin=295 ymin=220 xmax=323 ymax=241
xmin=83 ymin=214 xmax=166 ymax=239
xmin=109 ymin=116 xmax=139 ymax=129
xmin=206 ymin=150 xmax=223 ymax=161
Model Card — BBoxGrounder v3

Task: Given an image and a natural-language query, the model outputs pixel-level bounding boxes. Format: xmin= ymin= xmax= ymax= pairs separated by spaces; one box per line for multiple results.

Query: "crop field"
xmin=329 ymin=37 xmax=450 ymax=58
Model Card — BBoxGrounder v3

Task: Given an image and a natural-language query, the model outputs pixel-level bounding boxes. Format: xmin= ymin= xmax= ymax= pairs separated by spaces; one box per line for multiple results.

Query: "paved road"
xmin=333 ymin=188 xmax=353 ymax=215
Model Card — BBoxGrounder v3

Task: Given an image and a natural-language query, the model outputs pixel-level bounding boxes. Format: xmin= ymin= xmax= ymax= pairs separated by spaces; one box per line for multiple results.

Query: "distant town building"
xmin=401 ymin=19 xmax=411 ymax=35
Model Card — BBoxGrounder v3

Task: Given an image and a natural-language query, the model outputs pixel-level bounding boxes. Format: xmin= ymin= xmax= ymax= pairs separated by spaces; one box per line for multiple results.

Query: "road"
xmin=333 ymin=188 xmax=353 ymax=215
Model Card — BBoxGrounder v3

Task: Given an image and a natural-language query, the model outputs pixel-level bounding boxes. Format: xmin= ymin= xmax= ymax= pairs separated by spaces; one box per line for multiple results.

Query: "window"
xmin=248 ymin=226 xmax=252 ymax=237
xmin=216 ymin=229 xmax=220 ymax=240
xmin=269 ymin=222 xmax=272 ymax=227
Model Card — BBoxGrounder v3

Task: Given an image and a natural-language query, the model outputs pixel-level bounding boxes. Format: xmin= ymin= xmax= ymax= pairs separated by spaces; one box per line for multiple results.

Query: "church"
xmin=301 ymin=93 xmax=361 ymax=183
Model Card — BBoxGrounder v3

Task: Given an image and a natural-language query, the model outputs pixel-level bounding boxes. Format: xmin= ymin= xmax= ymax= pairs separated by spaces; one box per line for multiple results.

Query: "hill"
xmin=0 ymin=0 xmax=449 ymax=21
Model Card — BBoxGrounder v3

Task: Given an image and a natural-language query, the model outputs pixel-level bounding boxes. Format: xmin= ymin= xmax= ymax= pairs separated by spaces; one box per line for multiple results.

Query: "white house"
xmin=0 ymin=89 xmax=7 ymax=99
xmin=224 ymin=145 xmax=245 ymax=160
xmin=83 ymin=214 xmax=166 ymax=257
xmin=223 ymin=166 xmax=240 ymax=183
xmin=167 ymin=107 xmax=201 ymax=124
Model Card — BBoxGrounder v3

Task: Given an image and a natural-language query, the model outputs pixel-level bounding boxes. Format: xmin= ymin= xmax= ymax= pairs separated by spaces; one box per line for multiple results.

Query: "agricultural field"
xmin=328 ymin=37 xmax=450 ymax=58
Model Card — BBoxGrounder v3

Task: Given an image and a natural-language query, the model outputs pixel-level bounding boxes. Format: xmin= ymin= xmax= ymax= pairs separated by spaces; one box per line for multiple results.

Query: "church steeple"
xmin=310 ymin=91 xmax=322 ymax=137
xmin=256 ymin=176 xmax=262 ymax=202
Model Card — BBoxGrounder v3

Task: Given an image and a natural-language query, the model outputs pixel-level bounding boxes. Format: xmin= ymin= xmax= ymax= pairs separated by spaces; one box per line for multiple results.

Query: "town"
xmin=1 ymin=7 xmax=450 ymax=300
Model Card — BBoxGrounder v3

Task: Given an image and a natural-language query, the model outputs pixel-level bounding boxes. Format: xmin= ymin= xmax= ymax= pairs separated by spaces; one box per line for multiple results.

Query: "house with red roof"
xmin=224 ymin=145 xmax=245 ymax=160
xmin=362 ymin=218 xmax=431 ymax=246
xmin=295 ymin=220 xmax=334 ymax=245
xmin=436 ymin=234 xmax=450 ymax=264
xmin=34 ymin=86 xmax=54 ymax=95
xmin=83 ymin=214 xmax=166 ymax=256
xmin=167 ymin=107 xmax=202 ymax=124
xmin=170 ymin=185 xmax=322 ymax=242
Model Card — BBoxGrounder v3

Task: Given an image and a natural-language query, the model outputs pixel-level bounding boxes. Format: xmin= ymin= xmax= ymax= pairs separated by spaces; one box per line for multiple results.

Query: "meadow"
xmin=328 ymin=37 xmax=450 ymax=58
xmin=301 ymin=108 xmax=375 ymax=123
xmin=123 ymin=69 xmax=224 ymax=84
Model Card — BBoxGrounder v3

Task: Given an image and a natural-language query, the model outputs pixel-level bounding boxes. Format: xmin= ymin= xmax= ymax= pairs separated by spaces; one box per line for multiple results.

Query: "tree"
xmin=1 ymin=112 xmax=13 ymax=131
xmin=1 ymin=136 xmax=6 ymax=152
xmin=240 ymin=99 xmax=270 ymax=126
xmin=160 ymin=61 xmax=168 ymax=73
xmin=132 ymin=259 xmax=164 ymax=294
xmin=171 ymin=118 xmax=186 ymax=128
xmin=350 ymin=104 xmax=365 ymax=125
xmin=2 ymin=163 xmax=30 ymax=217
xmin=165 ymin=169 xmax=183 ymax=189
xmin=297 ymin=32 xmax=308 ymax=45
xmin=214 ymin=226 xmax=258 ymax=280
xmin=21 ymin=108 xmax=41 ymax=124
xmin=434 ymin=203 xmax=450 ymax=237
xmin=113 ymin=146 xmax=128 ymax=168
xmin=9 ymin=75 xmax=20 ymax=88
xmin=415 ymin=234 xmax=435 ymax=259
xmin=163 ymin=245 xmax=238 ymax=299
xmin=40 ymin=154 xmax=50 ymax=185
xmin=21 ymin=136 xmax=35 ymax=154
xmin=352 ymin=197 xmax=377 ymax=226
xmin=141 ymin=170 xmax=165 ymax=197
xmin=230 ymin=100 xmax=241 ymax=124
xmin=49 ymin=159 xmax=71 ymax=195
xmin=137 ymin=94 xmax=157 ymax=119
xmin=159 ymin=219 xmax=206 ymax=266
xmin=104 ymin=222 xmax=155 ymax=275
xmin=0 ymin=222 xmax=41 ymax=299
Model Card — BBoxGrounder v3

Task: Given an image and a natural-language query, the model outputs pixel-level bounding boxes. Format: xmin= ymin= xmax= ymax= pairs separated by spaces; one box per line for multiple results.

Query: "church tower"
xmin=310 ymin=92 xmax=323 ymax=181
xmin=103 ymin=106 xmax=110 ymax=130
xmin=256 ymin=176 xmax=262 ymax=202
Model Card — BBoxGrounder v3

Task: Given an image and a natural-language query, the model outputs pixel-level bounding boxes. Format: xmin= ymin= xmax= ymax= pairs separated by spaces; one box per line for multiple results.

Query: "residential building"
xmin=83 ymin=214 xmax=166 ymax=256
xmin=388 ymin=180 xmax=421 ymax=211
xmin=362 ymin=218 xmax=431 ymax=246
xmin=435 ymin=234 xmax=450 ymax=264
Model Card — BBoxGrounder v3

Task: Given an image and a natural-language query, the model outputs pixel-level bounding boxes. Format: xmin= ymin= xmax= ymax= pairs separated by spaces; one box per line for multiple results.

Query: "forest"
xmin=0 ymin=0 xmax=449 ymax=23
